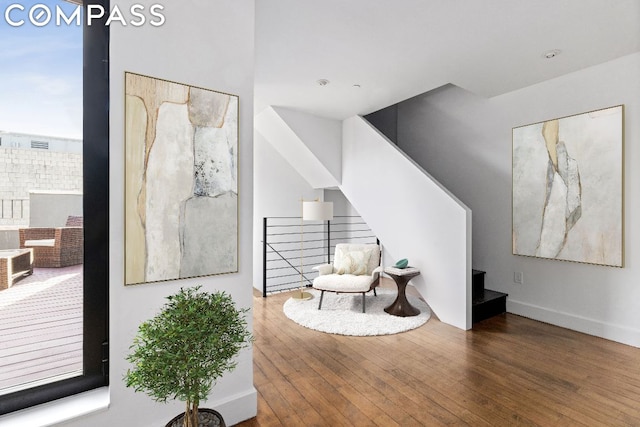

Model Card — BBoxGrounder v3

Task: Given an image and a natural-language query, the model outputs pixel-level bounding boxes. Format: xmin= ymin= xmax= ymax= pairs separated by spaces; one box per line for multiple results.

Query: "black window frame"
xmin=0 ymin=0 xmax=109 ymax=415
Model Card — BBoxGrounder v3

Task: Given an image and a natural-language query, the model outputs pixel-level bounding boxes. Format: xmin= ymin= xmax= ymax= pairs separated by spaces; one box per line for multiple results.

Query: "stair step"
xmin=472 ymin=289 xmax=508 ymax=324
xmin=472 ymin=269 xmax=485 ymax=299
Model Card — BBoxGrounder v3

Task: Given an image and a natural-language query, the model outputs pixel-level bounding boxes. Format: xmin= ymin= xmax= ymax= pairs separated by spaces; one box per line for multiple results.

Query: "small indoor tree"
xmin=125 ymin=286 xmax=253 ymax=427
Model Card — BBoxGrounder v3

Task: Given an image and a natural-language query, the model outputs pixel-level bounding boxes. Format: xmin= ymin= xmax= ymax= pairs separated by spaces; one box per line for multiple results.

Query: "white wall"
xmin=397 ymin=53 xmax=640 ymax=347
xmin=253 ymin=131 xmax=322 ymax=292
xmin=62 ymin=1 xmax=257 ymax=426
xmin=343 ymin=116 xmax=472 ymax=330
xmin=255 ymin=107 xmax=340 ymax=188
xmin=323 ymin=189 xmax=356 ymax=217
xmin=253 ymin=107 xmax=340 ymax=294
xmin=252 ymin=137 xmax=392 ymax=293
xmin=273 ymin=107 xmax=342 ymax=184
xmin=323 ymin=189 xmax=392 ymax=268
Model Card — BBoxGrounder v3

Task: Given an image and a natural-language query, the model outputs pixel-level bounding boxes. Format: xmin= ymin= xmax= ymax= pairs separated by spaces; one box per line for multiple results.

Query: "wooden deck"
xmin=0 ymin=265 xmax=82 ymax=395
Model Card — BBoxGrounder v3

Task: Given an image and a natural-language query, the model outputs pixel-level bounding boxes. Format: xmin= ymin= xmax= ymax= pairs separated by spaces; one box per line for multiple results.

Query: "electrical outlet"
xmin=514 ymin=272 xmax=524 ymax=284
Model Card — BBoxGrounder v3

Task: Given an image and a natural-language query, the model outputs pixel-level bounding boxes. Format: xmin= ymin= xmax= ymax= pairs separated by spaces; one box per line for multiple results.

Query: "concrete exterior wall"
xmin=29 ymin=191 xmax=82 ymax=228
xmin=0 ymin=147 xmax=82 ymax=226
xmin=0 ymin=132 xmax=83 ymax=153
xmin=0 ymin=229 xmax=19 ymax=250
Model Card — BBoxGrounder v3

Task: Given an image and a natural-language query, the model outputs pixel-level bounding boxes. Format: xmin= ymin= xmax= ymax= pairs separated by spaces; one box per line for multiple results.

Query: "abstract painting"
xmin=125 ymin=72 xmax=238 ymax=285
xmin=512 ymin=105 xmax=623 ymax=267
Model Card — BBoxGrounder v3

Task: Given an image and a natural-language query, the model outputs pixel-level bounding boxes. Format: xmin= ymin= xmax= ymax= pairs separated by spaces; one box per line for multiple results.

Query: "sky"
xmin=0 ymin=0 xmax=83 ymax=139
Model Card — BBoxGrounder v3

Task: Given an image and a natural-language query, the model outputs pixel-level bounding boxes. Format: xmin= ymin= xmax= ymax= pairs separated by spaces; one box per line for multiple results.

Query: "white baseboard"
xmin=214 ymin=387 xmax=258 ymax=426
xmin=507 ymin=299 xmax=640 ymax=348
xmin=0 ymin=387 xmax=109 ymax=427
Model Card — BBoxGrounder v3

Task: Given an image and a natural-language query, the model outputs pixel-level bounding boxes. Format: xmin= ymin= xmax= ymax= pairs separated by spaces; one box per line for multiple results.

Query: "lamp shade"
xmin=302 ymin=201 xmax=333 ymax=221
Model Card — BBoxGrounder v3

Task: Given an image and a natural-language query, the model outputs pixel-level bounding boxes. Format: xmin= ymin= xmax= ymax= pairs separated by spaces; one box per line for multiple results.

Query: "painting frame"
xmin=512 ymin=105 xmax=624 ymax=268
xmin=124 ymin=72 xmax=239 ymax=285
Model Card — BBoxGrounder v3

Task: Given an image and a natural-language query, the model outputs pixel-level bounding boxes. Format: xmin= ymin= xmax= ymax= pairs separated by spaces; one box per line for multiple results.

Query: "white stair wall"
xmin=255 ymin=106 xmax=341 ymax=189
xmin=342 ymin=116 xmax=471 ymax=329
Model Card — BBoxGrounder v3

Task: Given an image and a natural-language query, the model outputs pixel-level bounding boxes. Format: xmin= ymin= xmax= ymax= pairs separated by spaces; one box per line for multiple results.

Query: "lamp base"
xmin=291 ymin=290 xmax=313 ymax=301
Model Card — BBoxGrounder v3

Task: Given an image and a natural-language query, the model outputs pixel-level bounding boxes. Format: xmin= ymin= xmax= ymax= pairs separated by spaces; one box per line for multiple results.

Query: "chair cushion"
xmin=334 ymin=247 xmax=372 ymax=275
xmin=333 ymin=243 xmax=380 ymax=275
xmin=313 ymin=273 xmax=374 ymax=292
xmin=24 ymin=239 xmax=56 ymax=247
xmin=314 ymin=264 xmax=334 ymax=275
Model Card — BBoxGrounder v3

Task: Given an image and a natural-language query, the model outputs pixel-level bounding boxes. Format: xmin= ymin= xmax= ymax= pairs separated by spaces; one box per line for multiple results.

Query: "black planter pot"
xmin=165 ymin=408 xmax=226 ymax=427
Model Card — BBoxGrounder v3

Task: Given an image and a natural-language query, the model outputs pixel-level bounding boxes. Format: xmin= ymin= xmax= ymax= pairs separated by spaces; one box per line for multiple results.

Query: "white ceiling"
xmin=255 ymin=0 xmax=640 ymax=119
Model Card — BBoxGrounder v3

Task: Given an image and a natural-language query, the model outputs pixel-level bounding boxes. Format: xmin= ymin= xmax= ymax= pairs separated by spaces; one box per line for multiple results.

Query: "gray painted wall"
xmin=395 ymin=53 xmax=640 ymax=346
xmin=364 ymin=104 xmax=398 ymax=144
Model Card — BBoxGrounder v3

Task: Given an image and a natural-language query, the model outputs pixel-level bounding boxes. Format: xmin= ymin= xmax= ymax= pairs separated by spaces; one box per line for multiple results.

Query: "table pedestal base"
xmin=384 ymin=270 xmax=420 ymax=317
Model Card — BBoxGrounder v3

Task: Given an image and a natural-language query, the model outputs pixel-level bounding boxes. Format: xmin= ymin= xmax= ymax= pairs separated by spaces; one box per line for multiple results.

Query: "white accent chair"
xmin=312 ymin=243 xmax=383 ymax=313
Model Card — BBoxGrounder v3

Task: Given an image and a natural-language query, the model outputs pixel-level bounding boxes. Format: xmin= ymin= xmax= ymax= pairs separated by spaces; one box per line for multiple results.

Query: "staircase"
xmin=256 ymin=108 xmax=473 ymax=330
xmin=472 ymin=270 xmax=507 ymax=324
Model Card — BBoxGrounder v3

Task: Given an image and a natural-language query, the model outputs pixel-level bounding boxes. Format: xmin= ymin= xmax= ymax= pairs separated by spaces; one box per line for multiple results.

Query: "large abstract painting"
xmin=125 ymin=72 xmax=238 ymax=285
xmin=512 ymin=105 xmax=623 ymax=267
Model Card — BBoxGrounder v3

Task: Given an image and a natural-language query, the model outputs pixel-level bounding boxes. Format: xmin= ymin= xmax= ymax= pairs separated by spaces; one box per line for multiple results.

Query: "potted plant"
xmin=124 ymin=286 xmax=253 ymax=427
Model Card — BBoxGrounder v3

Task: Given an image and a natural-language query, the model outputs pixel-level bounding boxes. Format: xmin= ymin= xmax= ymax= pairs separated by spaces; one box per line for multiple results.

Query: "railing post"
xmin=326 ymin=219 xmax=331 ymax=264
xmin=260 ymin=215 xmax=375 ymax=295
xmin=263 ymin=217 xmax=268 ymax=297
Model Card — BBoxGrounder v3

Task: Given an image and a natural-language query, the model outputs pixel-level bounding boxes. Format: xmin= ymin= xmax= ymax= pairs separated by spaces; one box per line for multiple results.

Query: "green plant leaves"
xmin=124 ymin=286 xmax=253 ymax=408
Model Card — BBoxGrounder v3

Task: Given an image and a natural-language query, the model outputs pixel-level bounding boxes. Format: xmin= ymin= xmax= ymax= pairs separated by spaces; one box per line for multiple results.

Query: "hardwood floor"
xmin=238 ymin=283 xmax=640 ymax=426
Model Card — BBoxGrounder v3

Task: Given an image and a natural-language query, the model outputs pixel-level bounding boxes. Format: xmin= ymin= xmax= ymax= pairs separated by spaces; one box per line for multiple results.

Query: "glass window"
xmin=0 ymin=0 xmax=109 ymax=414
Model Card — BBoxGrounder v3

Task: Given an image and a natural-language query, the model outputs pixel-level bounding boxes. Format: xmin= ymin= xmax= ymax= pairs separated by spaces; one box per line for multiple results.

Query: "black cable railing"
xmin=262 ymin=215 xmax=377 ymax=296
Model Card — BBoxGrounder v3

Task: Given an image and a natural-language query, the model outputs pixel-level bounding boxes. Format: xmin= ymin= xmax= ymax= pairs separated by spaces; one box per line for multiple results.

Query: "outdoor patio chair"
xmin=19 ymin=216 xmax=83 ymax=268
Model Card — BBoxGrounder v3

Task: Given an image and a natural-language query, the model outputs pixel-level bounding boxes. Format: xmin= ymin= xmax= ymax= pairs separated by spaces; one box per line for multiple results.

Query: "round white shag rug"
xmin=283 ymin=288 xmax=431 ymax=336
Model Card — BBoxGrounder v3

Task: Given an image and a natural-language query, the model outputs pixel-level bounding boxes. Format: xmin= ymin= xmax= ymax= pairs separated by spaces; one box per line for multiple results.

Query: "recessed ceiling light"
xmin=316 ymin=79 xmax=330 ymax=86
xmin=543 ymin=49 xmax=561 ymax=59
